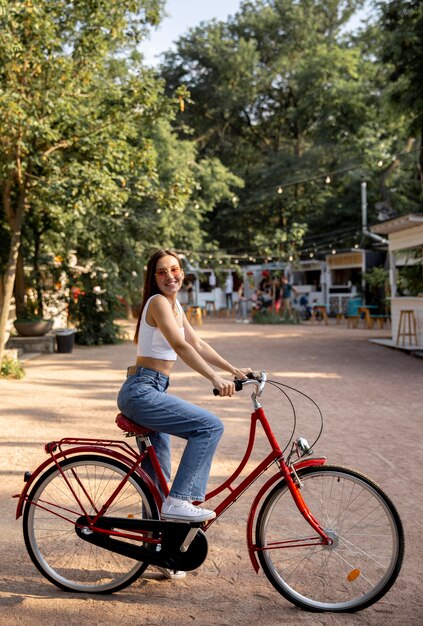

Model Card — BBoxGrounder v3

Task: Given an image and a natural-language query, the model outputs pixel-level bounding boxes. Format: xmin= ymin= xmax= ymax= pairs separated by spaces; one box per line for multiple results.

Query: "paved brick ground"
xmin=1 ymin=319 xmax=422 ymax=625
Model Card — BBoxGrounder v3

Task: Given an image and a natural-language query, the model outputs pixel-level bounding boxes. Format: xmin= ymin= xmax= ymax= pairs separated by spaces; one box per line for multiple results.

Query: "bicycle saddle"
xmin=115 ymin=413 xmax=153 ymax=436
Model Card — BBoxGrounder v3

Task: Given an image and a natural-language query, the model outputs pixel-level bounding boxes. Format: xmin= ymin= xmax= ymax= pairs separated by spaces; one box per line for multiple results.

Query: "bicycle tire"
xmin=23 ymin=454 xmax=159 ymax=593
xmin=255 ymin=465 xmax=404 ymax=612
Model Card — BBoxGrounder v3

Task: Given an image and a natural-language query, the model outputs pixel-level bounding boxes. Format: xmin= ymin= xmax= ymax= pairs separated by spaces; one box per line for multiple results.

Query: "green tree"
xmin=0 ymin=0 xmax=166 ymax=360
xmin=161 ymin=0 xmax=389 ymax=257
xmin=377 ymin=0 xmax=423 ymax=187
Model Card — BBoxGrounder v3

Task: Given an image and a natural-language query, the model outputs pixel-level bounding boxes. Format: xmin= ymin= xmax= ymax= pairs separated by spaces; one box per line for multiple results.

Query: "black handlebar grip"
xmin=213 ymin=379 xmax=244 ymax=396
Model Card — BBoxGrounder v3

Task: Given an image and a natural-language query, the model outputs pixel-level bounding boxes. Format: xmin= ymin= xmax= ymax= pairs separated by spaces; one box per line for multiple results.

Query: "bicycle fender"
xmin=246 ymin=457 xmax=327 ymax=573
xmin=13 ymin=445 xmax=162 ymax=519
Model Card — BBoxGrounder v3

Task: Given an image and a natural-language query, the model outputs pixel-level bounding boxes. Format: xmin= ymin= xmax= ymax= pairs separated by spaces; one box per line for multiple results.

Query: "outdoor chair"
xmin=346 ymin=298 xmax=362 ymax=328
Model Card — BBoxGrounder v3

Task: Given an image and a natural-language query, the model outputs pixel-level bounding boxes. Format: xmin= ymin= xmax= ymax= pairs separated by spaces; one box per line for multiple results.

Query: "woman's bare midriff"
xmin=135 ymin=356 xmax=175 ymax=377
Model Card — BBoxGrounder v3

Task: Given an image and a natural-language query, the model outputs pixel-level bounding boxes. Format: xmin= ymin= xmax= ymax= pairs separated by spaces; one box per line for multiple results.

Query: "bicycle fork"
xmin=279 ymin=461 xmax=332 ymax=545
xmin=246 ymin=456 xmax=329 ymax=573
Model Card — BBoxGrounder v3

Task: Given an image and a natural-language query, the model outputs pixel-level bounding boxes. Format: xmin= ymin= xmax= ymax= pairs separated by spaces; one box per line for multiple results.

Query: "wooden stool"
xmin=396 ymin=310 xmax=418 ymax=346
xmin=311 ymin=305 xmax=328 ymax=325
xmin=358 ymin=307 xmax=372 ymax=329
xmin=187 ymin=305 xmax=202 ymax=326
xmin=336 ymin=312 xmax=345 ymax=324
xmin=204 ymin=300 xmax=216 ymax=317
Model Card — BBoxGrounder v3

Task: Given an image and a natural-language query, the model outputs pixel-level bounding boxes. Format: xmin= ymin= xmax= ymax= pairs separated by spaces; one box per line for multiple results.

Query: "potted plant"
xmin=13 ymin=298 xmax=53 ymax=337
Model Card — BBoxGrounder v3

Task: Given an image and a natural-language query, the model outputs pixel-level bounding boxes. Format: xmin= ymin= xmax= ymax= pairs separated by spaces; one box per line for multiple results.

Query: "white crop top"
xmin=137 ymin=295 xmax=185 ymax=360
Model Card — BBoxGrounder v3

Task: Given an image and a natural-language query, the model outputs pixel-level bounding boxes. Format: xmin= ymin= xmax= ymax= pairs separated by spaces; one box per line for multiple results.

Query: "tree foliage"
xmin=160 ymin=0 xmax=422 ymax=257
xmin=377 ymin=0 xmax=423 ymax=183
xmin=0 ymin=0 xmax=241 ymax=357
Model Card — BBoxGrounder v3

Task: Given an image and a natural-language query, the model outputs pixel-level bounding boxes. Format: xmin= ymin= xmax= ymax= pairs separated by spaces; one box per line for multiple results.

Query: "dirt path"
xmin=1 ymin=320 xmax=422 ymax=625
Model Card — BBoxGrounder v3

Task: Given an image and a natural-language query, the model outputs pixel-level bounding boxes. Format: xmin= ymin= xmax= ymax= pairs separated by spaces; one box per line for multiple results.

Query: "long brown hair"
xmin=134 ymin=248 xmax=181 ymax=344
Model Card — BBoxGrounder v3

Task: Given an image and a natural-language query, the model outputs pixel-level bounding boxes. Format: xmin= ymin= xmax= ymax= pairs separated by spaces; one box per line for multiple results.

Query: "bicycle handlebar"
xmin=212 ymin=371 xmax=266 ymax=396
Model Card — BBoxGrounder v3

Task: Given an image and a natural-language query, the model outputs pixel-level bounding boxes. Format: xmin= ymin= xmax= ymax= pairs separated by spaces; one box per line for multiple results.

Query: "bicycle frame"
xmin=15 ymin=387 xmax=329 ymax=574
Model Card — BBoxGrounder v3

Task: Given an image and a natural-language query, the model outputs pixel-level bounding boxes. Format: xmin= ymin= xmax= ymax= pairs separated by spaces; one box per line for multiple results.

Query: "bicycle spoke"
xmin=256 ymin=466 xmax=403 ymax=612
xmin=24 ymin=455 xmax=158 ymax=593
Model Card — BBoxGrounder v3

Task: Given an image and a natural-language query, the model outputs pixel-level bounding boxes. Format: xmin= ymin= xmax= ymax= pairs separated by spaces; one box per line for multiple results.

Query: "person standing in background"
xmin=281 ymin=275 xmax=298 ymax=314
xmin=224 ymin=273 xmax=234 ymax=311
xmin=236 ymin=281 xmax=249 ymax=323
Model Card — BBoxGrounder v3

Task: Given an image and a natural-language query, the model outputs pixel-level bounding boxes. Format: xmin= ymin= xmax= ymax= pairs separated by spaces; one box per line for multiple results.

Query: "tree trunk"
xmin=14 ymin=249 xmax=26 ymax=318
xmin=0 ymin=185 xmax=26 ymax=364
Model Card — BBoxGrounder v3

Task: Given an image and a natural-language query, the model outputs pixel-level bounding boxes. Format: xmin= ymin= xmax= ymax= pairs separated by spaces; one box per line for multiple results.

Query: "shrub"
xmin=252 ymin=310 xmax=301 ymax=324
xmin=68 ymin=269 xmax=124 ymax=346
xmin=1 ymin=356 xmax=25 ymax=379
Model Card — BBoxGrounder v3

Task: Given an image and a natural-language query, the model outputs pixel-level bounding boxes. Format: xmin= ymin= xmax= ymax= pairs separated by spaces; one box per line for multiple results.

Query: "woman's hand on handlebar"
xmin=231 ymin=367 xmax=253 ymax=380
xmin=211 ymin=375 xmax=236 ymax=397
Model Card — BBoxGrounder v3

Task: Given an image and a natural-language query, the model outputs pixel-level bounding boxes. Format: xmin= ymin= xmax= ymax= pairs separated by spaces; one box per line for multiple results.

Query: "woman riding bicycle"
xmin=117 ymin=249 xmax=251 ymax=528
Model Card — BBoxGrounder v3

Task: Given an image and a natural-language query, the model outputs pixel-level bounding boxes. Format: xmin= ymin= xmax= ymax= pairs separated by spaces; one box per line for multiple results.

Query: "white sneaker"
xmin=153 ymin=566 xmax=186 ymax=580
xmin=161 ymin=497 xmax=216 ymax=522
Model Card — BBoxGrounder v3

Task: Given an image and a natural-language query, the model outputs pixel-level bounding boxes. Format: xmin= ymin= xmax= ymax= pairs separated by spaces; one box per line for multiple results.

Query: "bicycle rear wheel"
xmin=256 ymin=465 xmax=404 ymax=612
xmin=23 ymin=454 xmax=159 ymax=593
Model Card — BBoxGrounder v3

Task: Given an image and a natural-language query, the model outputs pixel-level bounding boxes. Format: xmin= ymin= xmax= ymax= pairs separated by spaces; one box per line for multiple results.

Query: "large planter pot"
xmin=13 ymin=319 xmax=54 ymax=337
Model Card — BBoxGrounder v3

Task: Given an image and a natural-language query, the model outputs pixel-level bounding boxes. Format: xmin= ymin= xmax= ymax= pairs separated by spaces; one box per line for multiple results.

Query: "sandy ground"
xmin=1 ymin=318 xmax=422 ymax=626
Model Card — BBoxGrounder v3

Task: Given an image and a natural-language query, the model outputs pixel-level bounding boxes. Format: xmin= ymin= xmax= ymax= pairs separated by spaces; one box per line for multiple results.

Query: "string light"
xmin=272 ymin=147 xmax=420 ymax=195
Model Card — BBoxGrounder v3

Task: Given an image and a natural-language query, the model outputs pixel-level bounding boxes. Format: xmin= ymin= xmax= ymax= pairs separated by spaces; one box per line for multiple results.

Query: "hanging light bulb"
xmin=309 ymin=252 xmax=314 ymax=258
xmin=378 ymin=160 xmax=383 ymax=167
xmin=288 ymin=255 xmax=293 ymax=262
xmin=277 ymin=186 xmax=283 ymax=194
xmin=325 ymin=176 xmax=331 ymax=184
xmin=332 ymin=249 xmax=336 ymax=255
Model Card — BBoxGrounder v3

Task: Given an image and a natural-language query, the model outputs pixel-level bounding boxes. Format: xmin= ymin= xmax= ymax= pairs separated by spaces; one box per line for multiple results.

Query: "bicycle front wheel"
xmin=23 ymin=454 xmax=159 ymax=593
xmin=256 ymin=465 xmax=404 ymax=612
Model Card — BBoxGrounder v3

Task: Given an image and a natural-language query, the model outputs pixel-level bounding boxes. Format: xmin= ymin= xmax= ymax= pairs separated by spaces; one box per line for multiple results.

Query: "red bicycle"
xmin=15 ymin=372 xmax=404 ymax=612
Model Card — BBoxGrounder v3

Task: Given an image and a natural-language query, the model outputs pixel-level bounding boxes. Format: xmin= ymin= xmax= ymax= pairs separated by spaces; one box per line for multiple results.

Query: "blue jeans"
xmin=117 ymin=367 xmax=224 ymax=502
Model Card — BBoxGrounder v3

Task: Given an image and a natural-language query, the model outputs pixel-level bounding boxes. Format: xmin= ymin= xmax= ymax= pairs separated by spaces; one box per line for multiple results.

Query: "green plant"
xmin=14 ymin=289 xmax=54 ymax=322
xmin=252 ymin=310 xmax=301 ymax=325
xmin=1 ymin=356 xmax=25 ymax=379
xmin=363 ymin=266 xmax=390 ymax=310
xmin=397 ymin=265 xmax=423 ymax=297
xmin=68 ymin=268 xmax=124 ymax=346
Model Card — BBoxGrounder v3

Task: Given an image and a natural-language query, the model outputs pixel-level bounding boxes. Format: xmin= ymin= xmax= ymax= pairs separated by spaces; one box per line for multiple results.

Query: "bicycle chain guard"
xmin=75 ymin=517 xmax=208 ymax=571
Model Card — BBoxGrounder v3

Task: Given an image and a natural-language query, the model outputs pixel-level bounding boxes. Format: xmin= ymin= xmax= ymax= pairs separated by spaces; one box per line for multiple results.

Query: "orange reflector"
xmin=127 ymin=513 xmax=135 ymax=518
xmin=347 ymin=569 xmax=361 ymax=582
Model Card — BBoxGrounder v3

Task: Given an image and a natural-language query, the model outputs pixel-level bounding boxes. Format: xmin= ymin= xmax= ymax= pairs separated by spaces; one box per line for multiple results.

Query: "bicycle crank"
xmin=75 ymin=516 xmax=208 ymax=571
